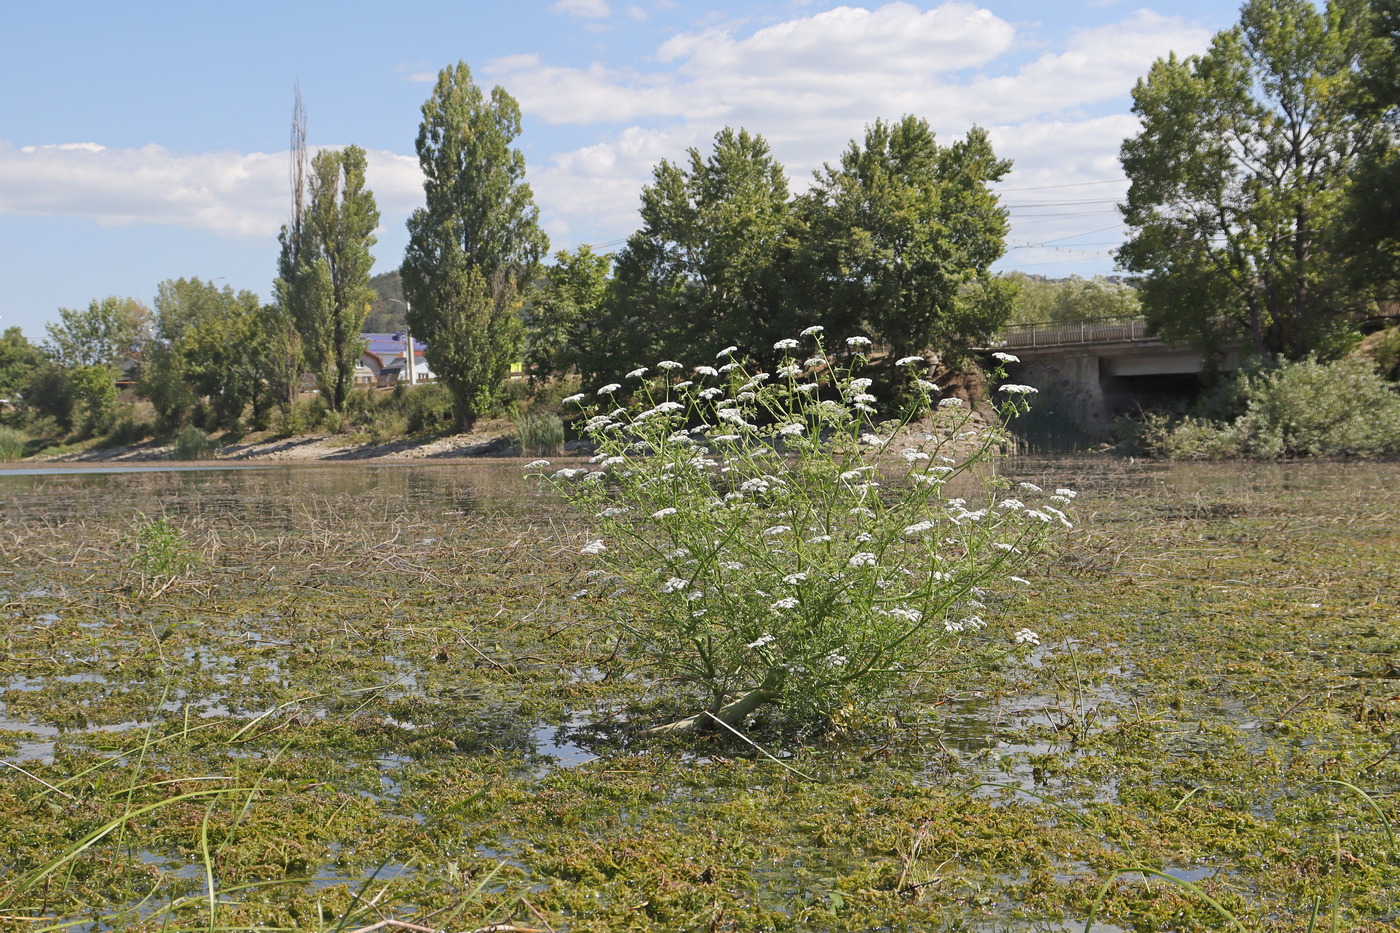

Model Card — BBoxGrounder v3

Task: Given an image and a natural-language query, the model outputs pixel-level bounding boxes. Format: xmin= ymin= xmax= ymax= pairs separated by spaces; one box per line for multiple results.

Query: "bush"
xmin=1358 ymin=325 xmax=1400 ymax=380
xmin=0 ymin=426 xmax=26 ymax=462
xmin=515 ymin=411 xmax=565 ymax=456
xmin=127 ymin=515 xmax=198 ymax=596
xmin=105 ymin=403 xmax=158 ymax=447
xmin=171 ymin=425 xmax=215 ymax=460
xmin=272 ymin=396 xmax=331 ymax=437
xmin=1133 ymin=356 xmax=1400 ymax=459
xmin=534 ymin=331 xmax=1071 ymax=733
xmin=404 ymin=383 xmax=455 ymax=434
xmin=1232 ymin=356 xmax=1400 ymax=457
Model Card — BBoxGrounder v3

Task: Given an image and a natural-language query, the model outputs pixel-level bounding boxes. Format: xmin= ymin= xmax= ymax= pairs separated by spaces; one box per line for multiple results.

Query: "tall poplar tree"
xmin=402 ymin=61 xmax=548 ymax=431
xmin=276 ymin=144 xmax=380 ymax=411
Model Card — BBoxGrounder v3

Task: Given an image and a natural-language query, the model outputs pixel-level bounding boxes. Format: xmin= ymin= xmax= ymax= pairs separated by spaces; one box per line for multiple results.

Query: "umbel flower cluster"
xmin=528 ymin=329 xmax=1073 ymax=732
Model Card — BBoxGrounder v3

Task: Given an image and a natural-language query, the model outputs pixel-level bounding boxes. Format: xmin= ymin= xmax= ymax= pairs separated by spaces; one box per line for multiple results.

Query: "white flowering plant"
xmin=529 ymin=331 xmax=1071 ymax=734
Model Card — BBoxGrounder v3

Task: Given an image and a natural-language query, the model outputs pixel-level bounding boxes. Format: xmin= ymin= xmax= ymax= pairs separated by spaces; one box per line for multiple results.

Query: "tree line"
xmin=3 ymin=0 xmax=1398 ymax=444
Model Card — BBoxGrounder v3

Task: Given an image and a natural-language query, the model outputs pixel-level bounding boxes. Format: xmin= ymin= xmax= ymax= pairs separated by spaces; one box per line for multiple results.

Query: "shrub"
xmin=105 ymin=404 xmax=157 ymax=447
xmin=1128 ymin=356 xmax=1400 ymax=459
xmin=404 ymin=383 xmax=455 ymax=434
xmin=534 ymin=331 xmax=1071 ymax=734
xmin=515 ymin=411 xmax=565 ymax=456
xmin=1358 ymin=325 xmax=1400 ymax=379
xmin=273 ymin=396 xmax=331 ymax=437
xmin=0 ymin=426 xmax=26 ymax=462
xmin=318 ymin=408 xmax=345 ymax=435
xmin=1231 ymin=356 xmax=1400 ymax=457
xmin=171 ymin=425 xmax=215 ymax=460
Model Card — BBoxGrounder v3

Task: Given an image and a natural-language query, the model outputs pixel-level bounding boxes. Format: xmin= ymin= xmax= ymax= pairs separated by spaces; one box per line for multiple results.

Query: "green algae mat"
xmin=0 ymin=460 xmax=1397 ymax=932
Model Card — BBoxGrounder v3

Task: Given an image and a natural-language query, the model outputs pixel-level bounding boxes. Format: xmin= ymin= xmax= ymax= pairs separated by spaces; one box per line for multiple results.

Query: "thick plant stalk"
xmin=645 ymin=667 xmax=786 ymax=736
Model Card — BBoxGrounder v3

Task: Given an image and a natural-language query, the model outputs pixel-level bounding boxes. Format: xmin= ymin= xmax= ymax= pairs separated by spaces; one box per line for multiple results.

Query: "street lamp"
xmin=383 ymin=298 xmax=416 ymax=386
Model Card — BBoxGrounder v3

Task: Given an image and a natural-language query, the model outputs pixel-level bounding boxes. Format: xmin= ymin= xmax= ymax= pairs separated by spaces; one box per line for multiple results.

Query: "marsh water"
xmin=1 ymin=457 xmax=1397 ymax=931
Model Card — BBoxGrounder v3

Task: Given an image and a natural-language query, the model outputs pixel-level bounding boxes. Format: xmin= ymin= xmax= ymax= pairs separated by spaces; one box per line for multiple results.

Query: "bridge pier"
xmin=1012 ymin=353 xmax=1113 ymax=438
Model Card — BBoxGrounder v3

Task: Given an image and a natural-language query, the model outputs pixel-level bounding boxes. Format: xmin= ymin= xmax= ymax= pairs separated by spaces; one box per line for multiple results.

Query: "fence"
xmin=997 ymin=317 xmax=1149 ymax=349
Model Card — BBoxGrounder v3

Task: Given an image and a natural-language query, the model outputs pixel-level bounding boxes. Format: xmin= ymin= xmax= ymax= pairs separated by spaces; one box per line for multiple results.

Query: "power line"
xmin=994 ymin=180 xmax=1124 ymax=192
xmin=1003 ymin=197 xmax=1122 ymax=208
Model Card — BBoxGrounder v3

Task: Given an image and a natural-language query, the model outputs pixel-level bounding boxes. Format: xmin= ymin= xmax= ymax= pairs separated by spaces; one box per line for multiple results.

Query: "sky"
xmin=0 ymin=0 xmax=1232 ymax=341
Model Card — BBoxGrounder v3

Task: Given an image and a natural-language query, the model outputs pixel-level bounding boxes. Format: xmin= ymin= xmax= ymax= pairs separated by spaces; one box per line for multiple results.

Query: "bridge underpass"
xmin=985 ymin=318 xmax=1242 ymax=438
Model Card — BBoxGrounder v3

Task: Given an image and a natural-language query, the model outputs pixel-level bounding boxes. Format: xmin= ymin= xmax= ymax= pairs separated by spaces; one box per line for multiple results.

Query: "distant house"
xmin=360 ymin=332 xmax=433 ymax=386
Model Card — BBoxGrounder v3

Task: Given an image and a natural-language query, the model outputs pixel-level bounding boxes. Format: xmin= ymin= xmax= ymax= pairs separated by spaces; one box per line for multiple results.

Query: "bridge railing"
xmin=997 ymin=316 xmax=1149 ymax=349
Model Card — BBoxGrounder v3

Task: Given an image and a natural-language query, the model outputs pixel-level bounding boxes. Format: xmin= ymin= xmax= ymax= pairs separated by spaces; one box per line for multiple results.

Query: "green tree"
xmin=45 ymin=296 xmax=150 ymax=369
xmin=251 ymin=302 xmax=304 ymax=423
xmin=0 ymin=327 xmax=44 ymax=403
xmin=523 ymin=245 xmax=612 ymax=382
xmin=795 ymin=117 xmax=1014 ymax=366
xmin=141 ymin=278 xmax=266 ymax=430
xmin=599 ymin=128 xmax=794 ymax=382
xmin=44 ymin=296 xmax=151 ymax=434
xmin=276 ymin=144 xmax=380 ymax=411
xmin=364 ymin=271 xmax=407 ymax=332
xmin=402 ymin=61 xmax=549 ymax=430
xmin=1118 ymin=0 xmax=1384 ymax=360
xmin=20 ymin=364 xmax=77 ymax=431
xmin=1003 ymin=274 xmax=1142 ymax=326
xmin=1337 ymin=0 xmax=1400 ymax=296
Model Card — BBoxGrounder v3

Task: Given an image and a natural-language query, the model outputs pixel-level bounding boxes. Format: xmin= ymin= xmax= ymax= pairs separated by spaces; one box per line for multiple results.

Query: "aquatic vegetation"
xmin=513 ymin=410 xmax=565 ymax=456
xmin=126 ymin=514 xmax=199 ymax=596
xmin=0 ymin=460 xmax=1396 ymax=930
xmin=535 ymin=333 xmax=1068 ymax=731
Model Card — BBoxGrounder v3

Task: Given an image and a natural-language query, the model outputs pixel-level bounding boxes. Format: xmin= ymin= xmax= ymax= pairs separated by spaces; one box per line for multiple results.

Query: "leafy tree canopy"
xmin=576 ymin=118 xmax=1012 ymax=389
xmin=1336 ymin=0 xmax=1400 ymax=296
xmin=594 ymin=127 xmax=794 ymax=382
xmin=142 ymin=278 xmax=266 ymax=430
xmin=0 ymin=327 xmax=45 ymax=402
xmin=1003 ymin=274 xmax=1142 ymax=327
xmin=523 ymin=246 xmax=612 ymax=383
xmin=796 ymin=117 xmax=1013 ymax=366
xmin=276 ymin=144 xmax=380 ymax=411
xmin=44 ymin=296 xmax=150 ymax=369
xmin=1118 ymin=0 xmax=1385 ymax=360
xmin=402 ymin=60 xmax=548 ymax=430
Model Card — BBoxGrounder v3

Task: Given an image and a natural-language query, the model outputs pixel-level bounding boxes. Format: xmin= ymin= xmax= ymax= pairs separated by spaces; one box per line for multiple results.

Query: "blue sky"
xmin=0 ymin=0 xmax=1232 ymax=340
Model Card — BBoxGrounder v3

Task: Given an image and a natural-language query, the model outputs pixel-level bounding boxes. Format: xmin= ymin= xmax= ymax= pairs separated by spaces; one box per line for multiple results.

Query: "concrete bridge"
xmin=985 ymin=317 xmax=1242 ymax=438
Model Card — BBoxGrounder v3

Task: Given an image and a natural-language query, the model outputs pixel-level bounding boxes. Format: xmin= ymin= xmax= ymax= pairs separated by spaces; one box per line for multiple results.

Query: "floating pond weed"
xmin=533 ymin=332 xmax=1072 ymax=733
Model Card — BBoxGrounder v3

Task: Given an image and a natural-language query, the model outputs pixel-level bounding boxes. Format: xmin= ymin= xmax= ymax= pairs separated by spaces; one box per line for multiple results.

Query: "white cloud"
xmin=483 ymin=59 xmax=690 ymax=124
xmin=496 ymin=2 xmax=1213 ymax=258
xmin=0 ymin=141 xmax=423 ymax=239
xmin=551 ymin=0 xmax=613 ymax=19
xmin=0 ymin=3 xmax=1218 ymax=275
xmin=658 ymin=2 xmax=1014 ymax=76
